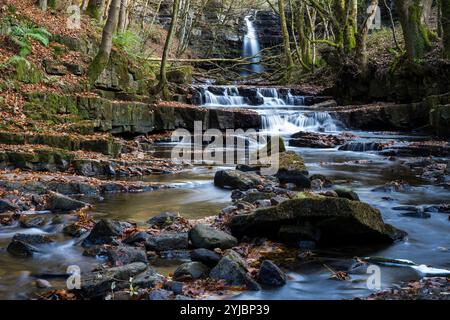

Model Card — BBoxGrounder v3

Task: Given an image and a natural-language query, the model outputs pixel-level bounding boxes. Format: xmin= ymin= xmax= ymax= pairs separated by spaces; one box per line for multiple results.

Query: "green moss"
xmin=167 ymin=65 xmax=193 ymax=84
xmin=9 ymin=58 xmax=43 ymax=84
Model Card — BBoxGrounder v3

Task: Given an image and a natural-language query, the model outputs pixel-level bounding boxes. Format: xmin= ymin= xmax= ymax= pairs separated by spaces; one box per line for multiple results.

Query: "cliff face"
xmin=254 ymin=11 xmax=283 ymax=51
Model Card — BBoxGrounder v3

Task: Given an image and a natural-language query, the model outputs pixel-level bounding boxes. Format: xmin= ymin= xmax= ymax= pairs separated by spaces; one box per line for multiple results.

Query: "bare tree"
xmin=154 ymin=0 xmax=181 ymax=97
xmin=88 ymin=0 xmax=121 ymax=84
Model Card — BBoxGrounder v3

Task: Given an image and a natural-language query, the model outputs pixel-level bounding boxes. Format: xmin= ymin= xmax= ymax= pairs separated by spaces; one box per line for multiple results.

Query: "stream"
xmin=1 ymin=85 xmax=450 ymax=300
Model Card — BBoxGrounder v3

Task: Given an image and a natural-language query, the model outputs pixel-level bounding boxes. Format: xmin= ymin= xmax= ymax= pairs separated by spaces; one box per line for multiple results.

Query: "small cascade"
xmin=242 ymin=15 xmax=264 ymax=76
xmin=196 ymin=86 xmax=341 ymax=133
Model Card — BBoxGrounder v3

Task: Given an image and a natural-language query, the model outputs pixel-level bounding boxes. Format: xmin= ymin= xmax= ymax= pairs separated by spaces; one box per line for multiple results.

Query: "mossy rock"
xmin=9 ymin=59 xmax=43 ymax=84
xmin=278 ymin=151 xmax=307 ymax=174
xmin=167 ymin=66 xmax=193 ymax=84
xmin=228 ymin=195 xmax=406 ymax=246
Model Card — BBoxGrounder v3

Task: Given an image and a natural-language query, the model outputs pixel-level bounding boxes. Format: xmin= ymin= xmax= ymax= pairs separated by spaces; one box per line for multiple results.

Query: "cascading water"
xmin=197 ymin=86 xmax=341 ymax=134
xmin=241 ymin=15 xmax=264 ymax=76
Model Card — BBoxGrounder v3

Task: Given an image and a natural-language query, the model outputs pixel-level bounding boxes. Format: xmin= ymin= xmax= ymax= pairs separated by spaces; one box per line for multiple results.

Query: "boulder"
xmin=148 ymin=289 xmax=175 ymax=300
xmin=209 ymin=250 xmax=260 ymax=291
xmin=258 ymin=260 xmax=286 ymax=287
xmin=228 ymin=194 xmax=406 ymax=246
xmin=122 ymin=231 xmax=151 ymax=245
xmin=190 ymin=248 xmax=221 ymax=267
xmin=19 ymin=215 xmax=49 ymax=228
xmin=0 ymin=199 xmax=20 ymax=212
xmin=275 ymin=152 xmax=310 ymax=188
xmin=132 ymin=267 xmax=165 ymax=289
xmin=334 ymin=188 xmax=360 ymax=201
xmin=7 ymin=240 xmax=41 ymax=257
xmin=79 ymin=262 xmax=147 ymax=298
xmin=106 ymin=245 xmax=148 ymax=266
xmin=145 ymin=232 xmax=189 ymax=251
xmin=173 ymin=262 xmax=210 ymax=281
xmin=214 ymin=170 xmax=264 ymax=190
xmin=63 ymin=222 xmax=89 ymax=237
xmin=189 ymin=224 xmax=237 ymax=250
xmin=290 ymin=132 xmax=349 ymax=148
xmin=12 ymin=233 xmax=54 ymax=244
xmin=147 ymin=212 xmax=178 ymax=227
xmin=46 ymin=192 xmax=88 ymax=212
xmin=82 ymin=219 xmax=131 ymax=247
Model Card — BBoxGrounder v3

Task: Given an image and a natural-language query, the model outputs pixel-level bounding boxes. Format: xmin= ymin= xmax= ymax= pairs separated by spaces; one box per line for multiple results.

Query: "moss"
xmin=10 ymin=59 xmax=43 ymax=84
xmin=167 ymin=65 xmax=193 ymax=84
xmin=278 ymin=151 xmax=307 ymax=172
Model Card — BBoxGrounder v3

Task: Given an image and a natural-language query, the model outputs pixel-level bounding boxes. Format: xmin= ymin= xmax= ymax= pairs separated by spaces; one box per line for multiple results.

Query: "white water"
xmin=242 ymin=16 xmax=264 ymax=76
xmin=198 ymin=86 xmax=341 ymax=134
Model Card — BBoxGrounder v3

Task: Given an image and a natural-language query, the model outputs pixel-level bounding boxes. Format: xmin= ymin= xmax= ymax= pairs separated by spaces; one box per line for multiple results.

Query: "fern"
xmin=9 ymin=25 xmax=52 ymax=57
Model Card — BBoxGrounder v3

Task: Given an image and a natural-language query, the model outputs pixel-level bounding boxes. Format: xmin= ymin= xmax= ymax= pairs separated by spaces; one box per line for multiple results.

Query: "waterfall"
xmin=242 ymin=16 xmax=264 ymax=76
xmin=196 ymin=86 xmax=341 ymax=133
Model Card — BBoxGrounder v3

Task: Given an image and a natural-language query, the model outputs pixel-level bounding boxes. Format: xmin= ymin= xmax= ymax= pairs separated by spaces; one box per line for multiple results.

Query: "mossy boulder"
xmin=275 ymin=151 xmax=310 ymax=188
xmin=167 ymin=66 xmax=193 ymax=84
xmin=9 ymin=58 xmax=43 ymax=84
xmin=228 ymin=195 xmax=406 ymax=246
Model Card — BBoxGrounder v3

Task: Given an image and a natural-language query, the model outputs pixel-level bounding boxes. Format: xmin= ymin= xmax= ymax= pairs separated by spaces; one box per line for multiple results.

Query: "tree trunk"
xmin=86 ymin=0 xmax=105 ymax=21
xmin=397 ymin=0 xmax=432 ymax=59
xmin=88 ymin=0 xmax=120 ymax=84
xmin=278 ymin=0 xmax=294 ymax=79
xmin=345 ymin=0 xmax=358 ymax=52
xmin=155 ymin=0 xmax=181 ymax=97
xmin=117 ymin=0 xmax=128 ymax=33
xmin=39 ymin=0 xmax=48 ymax=11
xmin=356 ymin=0 xmax=379 ymax=73
xmin=441 ymin=0 xmax=450 ymax=58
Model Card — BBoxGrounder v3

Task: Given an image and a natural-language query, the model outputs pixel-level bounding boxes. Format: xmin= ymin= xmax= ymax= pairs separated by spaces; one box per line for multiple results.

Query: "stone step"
xmin=0 ymin=132 xmax=122 ymax=157
xmin=23 ymin=92 xmax=261 ymax=135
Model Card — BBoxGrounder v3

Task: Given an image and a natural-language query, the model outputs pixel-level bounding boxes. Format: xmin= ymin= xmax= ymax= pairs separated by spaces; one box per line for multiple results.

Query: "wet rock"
xmin=63 ymin=222 xmax=89 ymax=237
xmin=12 ymin=233 xmax=54 ymax=245
xmin=270 ymin=195 xmax=288 ymax=206
xmin=132 ymin=267 xmax=164 ymax=289
xmin=46 ymin=192 xmax=89 ymax=212
xmin=147 ymin=212 xmax=178 ymax=228
xmin=258 ymin=260 xmax=286 ymax=287
xmin=82 ymin=219 xmax=131 ymax=247
xmin=309 ymin=174 xmax=333 ymax=187
xmin=0 ymin=199 xmax=20 ymax=212
xmin=106 ymin=246 xmax=148 ymax=266
xmin=189 ymin=224 xmax=237 ymax=250
xmin=228 ymin=194 xmax=406 ymax=246
xmin=424 ymin=204 xmax=450 ymax=213
xmin=35 ymin=279 xmax=52 ymax=289
xmin=210 ymin=250 xmax=260 ymax=291
xmin=290 ymin=132 xmax=349 ymax=148
xmin=164 ymin=281 xmax=184 ymax=295
xmin=338 ymin=141 xmax=394 ymax=152
xmin=220 ymin=205 xmax=238 ymax=215
xmin=190 ymin=248 xmax=221 ymax=267
xmin=334 ymin=188 xmax=360 ymax=201
xmin=145 ymin=232 xmax=189 ymax=251
xmin=79 ymin=262 xmax=147 ymax=298
xmin=148 ymin=289 xmax=175 ymax=300
xmin=276 ymin=152 xmax=310 ymax=188
xmin=122 ymin=231 xmax=150 ymax=245
xmin=214 ymin=170 xmax=264 ymax=190
xmin=173 ymin=262 xmax=210 ymax=281
xmin=7 ymin=240 xmax=41 ymax=257
xmin=19 ymin=215 xmax=49 ymax=228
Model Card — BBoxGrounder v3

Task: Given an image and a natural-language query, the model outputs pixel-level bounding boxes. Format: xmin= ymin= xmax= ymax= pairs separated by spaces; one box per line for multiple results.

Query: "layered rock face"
xmin=253 ymin=11 xmax=283 ymax=51
xmin=23 ymin=93 xmax=261 ymax=135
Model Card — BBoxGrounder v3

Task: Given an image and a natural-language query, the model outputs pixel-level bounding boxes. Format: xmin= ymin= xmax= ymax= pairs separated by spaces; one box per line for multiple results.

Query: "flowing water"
xmin=241 ymin=15 xmax=264 ymax=76
xmin=1 ymin=86 xmax=450 ymax=300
